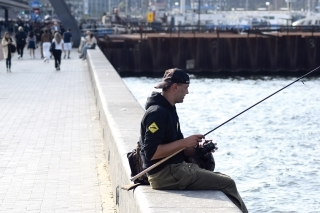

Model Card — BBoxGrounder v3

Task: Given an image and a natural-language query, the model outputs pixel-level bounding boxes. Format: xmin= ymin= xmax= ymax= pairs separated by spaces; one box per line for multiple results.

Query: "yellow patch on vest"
xmin=148 ymin=122 xmax=159 ymax=133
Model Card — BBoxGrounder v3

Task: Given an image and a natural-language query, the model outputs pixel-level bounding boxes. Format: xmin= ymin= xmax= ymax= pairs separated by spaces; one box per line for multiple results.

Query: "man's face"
xmin=175 ymin=84 xmax=189 ymax=103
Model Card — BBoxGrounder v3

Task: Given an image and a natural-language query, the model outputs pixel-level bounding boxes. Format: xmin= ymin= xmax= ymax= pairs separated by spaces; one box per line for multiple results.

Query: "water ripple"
xmin=123 ymin=76 xmax=320 ymax=213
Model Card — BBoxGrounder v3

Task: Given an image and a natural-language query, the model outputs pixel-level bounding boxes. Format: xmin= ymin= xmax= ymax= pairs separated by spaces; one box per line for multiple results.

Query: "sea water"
xmin=123 ymin=75 xmax=320 ymax=213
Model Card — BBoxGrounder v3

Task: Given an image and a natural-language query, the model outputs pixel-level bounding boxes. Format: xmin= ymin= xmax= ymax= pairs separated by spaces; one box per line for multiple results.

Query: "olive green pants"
xmin=148 ymin=162 xmax=248 ymax=213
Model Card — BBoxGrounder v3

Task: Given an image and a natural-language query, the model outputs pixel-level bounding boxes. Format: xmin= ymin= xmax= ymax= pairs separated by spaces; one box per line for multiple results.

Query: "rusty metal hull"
xmin=97 ymin=34 xmax=320 ymax=76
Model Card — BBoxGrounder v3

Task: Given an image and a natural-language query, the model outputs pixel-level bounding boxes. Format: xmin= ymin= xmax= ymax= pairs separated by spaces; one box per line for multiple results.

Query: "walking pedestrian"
xmin=63 ymin=28 xmax=72 ymax=59
xmin=1 ymin=32 xmax=16 ymax=72
xmin=27 ymin=31 xmax=36 ymax=59
xmin=0 ymin=22 xmax=3 ymax=39
xmin=51 ymin=22 xmax=60 ymax=34
xmin=15 ymin=26 xmax=27 ymax=59
xmin=39 ymin=29 xmax=44 ymax=59
xmin=52 ymin=32 xmax=64 ymax=71
xmin=41 ymin=29 xmax=52 ymax=62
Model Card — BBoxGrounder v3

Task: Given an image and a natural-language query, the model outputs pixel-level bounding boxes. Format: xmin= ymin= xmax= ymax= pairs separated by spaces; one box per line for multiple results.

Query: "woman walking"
xmin=27 ymin=31 xmax=36 ymax=59
xmin=15 ymin=26 xmax=26 ymax=59
xmin=52 ymin=32 xmax=64 ymax=71
xmin=1 ymin=32 xmax=16 ymax=72
xmin=41 ymin=29 xmax=52 ymax=62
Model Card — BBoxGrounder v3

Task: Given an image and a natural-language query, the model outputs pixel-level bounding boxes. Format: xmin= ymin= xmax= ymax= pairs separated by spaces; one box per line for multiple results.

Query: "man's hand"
xmin=184 ymin=134 xmax=204 ymax=148
xmin=151 ymin=134 xmax=203 ymax=160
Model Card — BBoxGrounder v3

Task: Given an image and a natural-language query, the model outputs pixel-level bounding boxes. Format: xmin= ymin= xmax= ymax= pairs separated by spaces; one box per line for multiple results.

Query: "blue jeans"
xmin=82 ymin=44 xmax=90 ymax=58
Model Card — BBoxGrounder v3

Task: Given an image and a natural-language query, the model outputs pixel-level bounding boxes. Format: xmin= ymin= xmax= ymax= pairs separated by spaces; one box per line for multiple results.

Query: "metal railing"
xmin=80 ymin=23 xmax=320 ymax=38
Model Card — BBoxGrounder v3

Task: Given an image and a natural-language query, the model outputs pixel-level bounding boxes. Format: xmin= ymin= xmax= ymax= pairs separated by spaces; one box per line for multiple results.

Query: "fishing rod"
xmin=203 ymin=65 xmax=320 ymax=137
xmin=125 ymin=66 xmax=320 ymax=187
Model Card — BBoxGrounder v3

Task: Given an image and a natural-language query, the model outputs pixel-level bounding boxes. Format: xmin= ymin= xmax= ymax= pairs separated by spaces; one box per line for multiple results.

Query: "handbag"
xmin=9 ymin=43 xmax=16 ymax=53
xmin=9 ymin=38 xmax=16 ymax=53
xmin=50 ymin=41 xmax=55 ymax=52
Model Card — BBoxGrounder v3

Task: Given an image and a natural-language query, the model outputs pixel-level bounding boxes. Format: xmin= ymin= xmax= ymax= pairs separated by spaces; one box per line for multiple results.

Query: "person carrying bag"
xmin=9 ymin=39 xmax=16 ymax=53
xmin=1 ymin=32 xmax=16 ymax=72
xmin=51 ymin=32 xmax=64 ymax=71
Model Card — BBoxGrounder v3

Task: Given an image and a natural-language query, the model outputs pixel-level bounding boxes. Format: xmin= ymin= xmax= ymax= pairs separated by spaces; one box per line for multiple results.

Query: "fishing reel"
xmin=190 ymin=140 xmax=217 ymax=172
xmin=197 ymin=140 xmax=218 ymax=154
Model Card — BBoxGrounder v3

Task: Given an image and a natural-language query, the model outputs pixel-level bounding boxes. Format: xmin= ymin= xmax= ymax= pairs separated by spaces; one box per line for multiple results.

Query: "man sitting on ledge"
xmin=139 ymin=68 xmax=248 ymax=213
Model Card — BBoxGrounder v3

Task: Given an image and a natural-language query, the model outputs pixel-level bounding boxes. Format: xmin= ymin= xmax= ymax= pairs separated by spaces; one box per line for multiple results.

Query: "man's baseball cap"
xmin=154 ymin=68 xmax=190 ymax=89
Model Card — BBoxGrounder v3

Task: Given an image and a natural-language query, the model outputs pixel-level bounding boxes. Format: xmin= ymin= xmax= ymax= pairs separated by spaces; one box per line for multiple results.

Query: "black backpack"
xmin=127 ymin=141 xmax=216 ymax=187
xmin=127 ymin=142 xmax=150 ymax=185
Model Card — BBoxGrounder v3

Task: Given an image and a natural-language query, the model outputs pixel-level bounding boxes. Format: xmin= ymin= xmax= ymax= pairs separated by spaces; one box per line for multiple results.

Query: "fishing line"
xmin=203 ymin=66 xmax=320 ymax=137
xmin=125 ymin=66 xmax=320 ymax=187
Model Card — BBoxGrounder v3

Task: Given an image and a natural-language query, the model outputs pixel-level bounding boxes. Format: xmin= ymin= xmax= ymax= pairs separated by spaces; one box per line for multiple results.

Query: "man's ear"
xmin=171 ymin=83 xmax=178 ymax=92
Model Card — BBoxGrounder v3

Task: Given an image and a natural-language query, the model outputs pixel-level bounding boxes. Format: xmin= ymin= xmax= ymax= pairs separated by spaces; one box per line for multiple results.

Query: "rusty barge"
xmin=97 ymin=31 xmax=320 ymax=76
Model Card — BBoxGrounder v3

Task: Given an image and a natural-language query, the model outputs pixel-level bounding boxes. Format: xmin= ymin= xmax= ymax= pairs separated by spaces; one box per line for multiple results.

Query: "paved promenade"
xmin=0 ymin=45 xmax=3 ymax=61
xmin=0 ymin=49 xmax=116 ymax=213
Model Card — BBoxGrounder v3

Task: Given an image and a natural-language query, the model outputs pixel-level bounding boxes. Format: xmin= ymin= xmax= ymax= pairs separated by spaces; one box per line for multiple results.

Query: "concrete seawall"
xmin=86 ymin=48 xmax=242 ymax=213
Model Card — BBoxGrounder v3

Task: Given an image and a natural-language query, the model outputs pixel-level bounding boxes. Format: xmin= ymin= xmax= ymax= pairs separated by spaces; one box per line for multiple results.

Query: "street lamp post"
xmin=266 ymin=1 xmax=270 ymax=27
xmin=285 ymin=0 xmax=292 ymax=18
xmin=266 ymin=1 xmax=270 ymax=11
xmin=198 ymin=0 xmax=200 ymax=30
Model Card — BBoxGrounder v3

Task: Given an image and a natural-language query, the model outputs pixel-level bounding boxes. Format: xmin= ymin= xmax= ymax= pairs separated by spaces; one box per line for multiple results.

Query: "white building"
xmin=36 ymin=0 xmax=108 ymax=20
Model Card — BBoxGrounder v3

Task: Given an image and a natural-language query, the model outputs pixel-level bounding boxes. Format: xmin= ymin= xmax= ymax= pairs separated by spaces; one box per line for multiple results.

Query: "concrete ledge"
xmin=86 ymin=48 xmax=242 ymax=213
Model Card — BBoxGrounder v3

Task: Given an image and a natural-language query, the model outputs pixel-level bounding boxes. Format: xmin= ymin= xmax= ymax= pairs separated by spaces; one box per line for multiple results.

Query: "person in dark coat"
xmin=15 ymin=26 xmax=27 ymax=59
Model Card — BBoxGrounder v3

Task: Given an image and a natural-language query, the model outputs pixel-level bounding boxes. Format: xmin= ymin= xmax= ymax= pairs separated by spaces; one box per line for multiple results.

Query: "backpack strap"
xmin=121 ymin=183 xmax=141 ymax=191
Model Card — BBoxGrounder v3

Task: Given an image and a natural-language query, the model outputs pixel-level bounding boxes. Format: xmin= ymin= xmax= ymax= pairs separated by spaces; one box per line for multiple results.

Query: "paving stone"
xmin=0 ymin=49 xmax=116 ymax=213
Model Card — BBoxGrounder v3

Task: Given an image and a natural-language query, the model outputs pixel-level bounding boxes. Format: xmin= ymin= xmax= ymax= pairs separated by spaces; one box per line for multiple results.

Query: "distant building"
xmin=36 ymin=0 xmax=108 ymax=20
xmin=87 ymin=0 xmax=109 ymax=18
